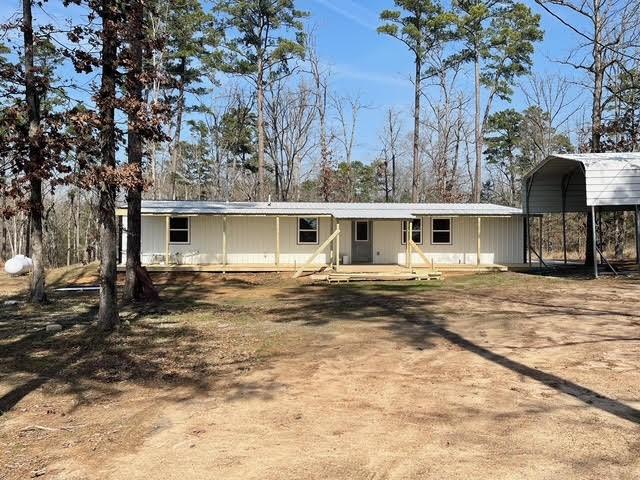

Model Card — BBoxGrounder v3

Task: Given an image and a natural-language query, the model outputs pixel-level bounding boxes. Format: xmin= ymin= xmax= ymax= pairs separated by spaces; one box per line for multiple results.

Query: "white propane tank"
xmin=4 ymin=255 xmax=34 ymax=275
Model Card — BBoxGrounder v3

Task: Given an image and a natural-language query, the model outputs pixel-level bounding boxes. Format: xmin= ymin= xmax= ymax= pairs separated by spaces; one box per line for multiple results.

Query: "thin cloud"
xmin=331 ymin=63 xmax=410 ymax=88
xmin=311 ymin=0 xmax=379 ymax=30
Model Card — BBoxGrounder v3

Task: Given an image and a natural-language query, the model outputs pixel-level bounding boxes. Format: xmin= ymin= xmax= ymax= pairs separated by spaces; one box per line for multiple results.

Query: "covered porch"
xmin=117 ymin=200 xmax=527 ymax=280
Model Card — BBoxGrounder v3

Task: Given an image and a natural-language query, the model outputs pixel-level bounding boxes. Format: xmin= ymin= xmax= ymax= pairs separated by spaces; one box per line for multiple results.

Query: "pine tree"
xmin=378 ymin=0 xmax=453 ymax=202
xmin=451 ymin=0 xmax=543 ymax=202
xmin=218 ymin=0 xmax=307 ymax=201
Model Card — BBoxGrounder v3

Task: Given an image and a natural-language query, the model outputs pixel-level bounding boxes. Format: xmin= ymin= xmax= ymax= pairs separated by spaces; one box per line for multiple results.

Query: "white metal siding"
xmin=128 ymin=214 xmax=522 ymax=266
xmin=373 ymin=217 xmax=523 ymax=265
xmin=585 ymin=166 xmax=640 ymax=206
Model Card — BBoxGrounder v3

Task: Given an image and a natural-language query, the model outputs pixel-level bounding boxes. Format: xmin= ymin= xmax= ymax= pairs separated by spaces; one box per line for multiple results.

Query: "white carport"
xmin=523 ymin=153 xmax=640 ymax=277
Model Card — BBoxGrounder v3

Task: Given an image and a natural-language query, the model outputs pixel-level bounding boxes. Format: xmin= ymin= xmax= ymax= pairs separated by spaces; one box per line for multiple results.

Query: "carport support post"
xmin=591 ymin=206 xmax=598 ymax=278
xmin=539 ymin=215 xmax=543 ymax=268
xmin=561 ymin=177 xmax=568 ymax=265
xmin=476 ymin=217 xmax=481 ymax=266
xmin=275 ymin=216 xmax=280 ymax=271
xmin=164 ymin=215 xmax=170 ymax=265
xmin=635 ymin=205 xmax=640 ymax=265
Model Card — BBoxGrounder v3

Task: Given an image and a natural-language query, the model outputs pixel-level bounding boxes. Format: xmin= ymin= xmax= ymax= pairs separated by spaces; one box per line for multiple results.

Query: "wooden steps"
xmin=318 ymin=270 xmax=443 ymax=283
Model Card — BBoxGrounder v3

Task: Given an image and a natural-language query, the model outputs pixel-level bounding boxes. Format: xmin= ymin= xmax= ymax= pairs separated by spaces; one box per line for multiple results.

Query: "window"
xmin=169 ymin=217 xmax=190 ymax=244
xmin=401 ymin=218 xmax=422 ymax=245
xmin=298 ymin=217 xmax=318 ymax=244
xmin=355 ymin=221 xmax=369 ymax=242
xmin=431 ymin=218 xmax=452 ymax=244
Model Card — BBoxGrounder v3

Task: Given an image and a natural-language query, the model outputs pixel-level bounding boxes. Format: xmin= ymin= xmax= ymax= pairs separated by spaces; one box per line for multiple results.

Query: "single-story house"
xmin=116 ymin=201 xmax=527 ymax=276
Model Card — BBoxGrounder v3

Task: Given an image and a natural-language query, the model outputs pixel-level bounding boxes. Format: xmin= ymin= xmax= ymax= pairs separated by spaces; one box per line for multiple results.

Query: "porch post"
xmin=335 ymin=220 xmax=340 ymax=272
xmin=539 ymin=215 xmax=543 ymax=268
xmin=330 ymin=217 xmax=335 ymax=268
xmin=635 ymin=205 xmax=640 ymax=265
xmin=222 ymin=215 xmax=227 ymax=270
xmin=407 ymin=220 xmax=413 ymax=269
xmin=476 ymin=216 xmax=481 ymax=266
xmin=591 ymin=206 xmax=598 ymax=278
xmin=275 ymin=216 xmax=280 ymax=271
xmin=164 ymin=215 xmax=170 ymax=265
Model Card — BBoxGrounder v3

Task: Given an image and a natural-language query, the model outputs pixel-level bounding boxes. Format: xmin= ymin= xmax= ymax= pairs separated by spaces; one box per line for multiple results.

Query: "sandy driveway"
xmin=3 ymin=272 xmax=640 ymax=479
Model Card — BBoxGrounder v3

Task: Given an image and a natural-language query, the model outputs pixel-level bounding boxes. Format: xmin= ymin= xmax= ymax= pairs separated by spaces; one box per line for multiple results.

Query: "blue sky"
xmin=0 ymin=0 xmax=590 ymax=162
xmin=299 ymin=0 xmax=589 ymax=160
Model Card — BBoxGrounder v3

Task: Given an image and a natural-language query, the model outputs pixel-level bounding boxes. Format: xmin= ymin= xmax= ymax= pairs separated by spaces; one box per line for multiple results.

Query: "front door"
xmin=351 ymin=220 xmax=372 ymax=264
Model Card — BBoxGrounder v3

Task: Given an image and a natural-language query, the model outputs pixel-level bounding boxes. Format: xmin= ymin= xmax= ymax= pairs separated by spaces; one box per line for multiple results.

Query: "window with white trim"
xmin=431 ymin=218 xmax=452 ymax=244
xmin=401 ymin=218 xmax=422 ymax=245
xmin=298 ymin=217 xmax=319 ymax=244
xmin=169 ymin=217 xmax=190 ymax=244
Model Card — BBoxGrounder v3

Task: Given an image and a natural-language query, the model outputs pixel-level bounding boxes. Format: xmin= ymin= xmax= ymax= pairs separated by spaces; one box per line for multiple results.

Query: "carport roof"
xmin=524 ymin=152 xmax=640 ymax=179
xmin=128 ymin=201 xmax=523 ymax=218
xmin=522 ymin=152 xmax=640 ymax=211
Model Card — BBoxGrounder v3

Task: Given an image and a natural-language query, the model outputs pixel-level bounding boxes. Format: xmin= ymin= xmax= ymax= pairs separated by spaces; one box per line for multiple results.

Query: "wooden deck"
xmin=118 ymin=263 xmax=524 ymax=281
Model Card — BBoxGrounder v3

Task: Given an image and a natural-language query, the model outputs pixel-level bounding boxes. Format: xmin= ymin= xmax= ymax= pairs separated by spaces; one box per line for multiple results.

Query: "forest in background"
xmin=1 ymin=0 xmax=639 ymax=328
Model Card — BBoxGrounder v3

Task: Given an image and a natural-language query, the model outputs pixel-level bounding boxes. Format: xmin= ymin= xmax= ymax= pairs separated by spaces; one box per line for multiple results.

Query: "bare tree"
xmin=535 ymin=0 xmax=640 ymax=152
xmin=333 ymin=93 xmax=369 ymax=201
xmin=265 ymin=80 xmax=317 ymax=201
xmin=379 ymin=108 xmax=404 ymax=202
xmin=308 ymin=40 xmax=334 ymax=202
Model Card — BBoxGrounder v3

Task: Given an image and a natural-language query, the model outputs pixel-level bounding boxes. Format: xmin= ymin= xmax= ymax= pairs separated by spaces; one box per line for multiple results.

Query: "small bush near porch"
xmin=1 ymin=266 xmax=639 ymax=479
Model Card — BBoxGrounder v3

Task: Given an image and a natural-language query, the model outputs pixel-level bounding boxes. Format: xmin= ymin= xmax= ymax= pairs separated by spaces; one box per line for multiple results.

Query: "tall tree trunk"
xmin=67 ymin=194 xmax=73 ymax=266
xmin=23 ymin=0 xmax=47 ymax=303
xmin=169 ymin=57 xmax=186 ymax=200
xmin=585 ymin=7 xmax=603 ymax=266
xmin=97 ymin=0 xmax=120 ymax=330
xmin=256 ymin=56 xmax=266 ymax=201
xmin=473 ymin=53 xmax=482 ymax=203
xmin=614 ymin=212 xmax=625 ymax=259
xmin=124 ymin=0 xmax=145 ymax=302
xmin=412 ymin=53 xmax=421 ymax=202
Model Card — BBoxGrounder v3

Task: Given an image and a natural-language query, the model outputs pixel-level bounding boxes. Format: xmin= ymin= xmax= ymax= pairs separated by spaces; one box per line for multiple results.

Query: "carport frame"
xmin=523 ymin=153 xmax=640 ymax=278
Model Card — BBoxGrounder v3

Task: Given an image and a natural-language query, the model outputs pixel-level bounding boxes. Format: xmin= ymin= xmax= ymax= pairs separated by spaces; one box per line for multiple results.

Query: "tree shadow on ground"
xmin=269 ymin=281 xmax=640 ymax=425
xmin=0 ymin=276 xmax=280 ymax=415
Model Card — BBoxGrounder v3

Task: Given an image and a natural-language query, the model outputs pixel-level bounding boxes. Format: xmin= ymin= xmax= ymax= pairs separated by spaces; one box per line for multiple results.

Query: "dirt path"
xmin=3 ymin=272 xmax=640 ymax=479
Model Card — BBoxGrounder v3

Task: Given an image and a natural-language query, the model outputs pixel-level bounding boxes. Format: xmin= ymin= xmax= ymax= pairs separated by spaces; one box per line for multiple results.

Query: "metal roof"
xmin=130 ymin=201 xmax=523 ymax=218
xmin=523 ymin=152 xmax=640 ymax=212
xmin=524 ymin=152 xmax=640 ymax=178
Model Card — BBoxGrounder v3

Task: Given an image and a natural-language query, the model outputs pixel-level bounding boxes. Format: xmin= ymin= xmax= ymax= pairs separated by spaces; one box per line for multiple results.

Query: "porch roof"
xmin=128 ymin=201 xmax=523 ymax=218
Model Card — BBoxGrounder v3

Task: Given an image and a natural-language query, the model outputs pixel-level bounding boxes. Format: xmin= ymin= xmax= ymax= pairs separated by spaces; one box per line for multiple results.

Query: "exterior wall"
xmin=585 ymin=162 xmax=640 ymax=206
xmin=123 ymin=214 xmax=523 ymax=267
xmin=131 ymin=215 xmax=339 ymax=266
xmin=373 ymin=216 xmax=523 ymax=265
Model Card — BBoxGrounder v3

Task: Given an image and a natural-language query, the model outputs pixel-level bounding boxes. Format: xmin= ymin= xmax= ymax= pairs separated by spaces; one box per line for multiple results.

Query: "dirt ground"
xmin=1 ymin=265 xmax=639 ymax=479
